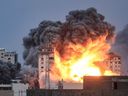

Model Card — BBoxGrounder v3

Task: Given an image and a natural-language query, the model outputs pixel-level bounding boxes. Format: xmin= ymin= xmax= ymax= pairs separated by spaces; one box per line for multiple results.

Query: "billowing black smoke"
xmin=0 ymin=61 xmax=21 ymax=84
xmin=23 ymin=21 xmax=62 ymax=67
xmin=23 ymin=7 xmax=115 ymax=67
xmin=112 ymin=25 xmax=128 ymax=75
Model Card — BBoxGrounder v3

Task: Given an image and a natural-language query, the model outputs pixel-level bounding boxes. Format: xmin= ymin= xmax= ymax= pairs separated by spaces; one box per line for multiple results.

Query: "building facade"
xmin=38 ymin=45 xmax=54 ymax=89
xmin=106 ymin=52 xmax=121 ymax=75
xmin=0 ymin=48 xmax=17 ymax=64
xmin=12 ymin=80 xmax=29 ymax=96
xmin=0 ymin=80 xmax=28 ymax=96
xmin=83 ymin=76 xmax=128 ymax=90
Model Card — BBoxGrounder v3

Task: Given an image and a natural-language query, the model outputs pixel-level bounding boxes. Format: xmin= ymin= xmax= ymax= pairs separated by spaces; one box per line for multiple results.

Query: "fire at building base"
xmin=27 ymin=76 xmax=128 ymax=96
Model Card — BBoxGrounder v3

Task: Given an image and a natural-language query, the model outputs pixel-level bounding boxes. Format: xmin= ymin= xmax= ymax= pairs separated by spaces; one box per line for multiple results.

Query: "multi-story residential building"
xmin=106 ymin=52 xmax=121 ymax=75
xmin=0 ymin=48 xmax=17 ymax=64
xmin=38 ymin=45 xmax=54 ymax=89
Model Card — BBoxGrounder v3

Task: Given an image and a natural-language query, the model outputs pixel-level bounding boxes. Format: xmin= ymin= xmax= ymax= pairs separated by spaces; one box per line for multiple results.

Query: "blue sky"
xmin=0 ymin=0 xmax=128 ymax=63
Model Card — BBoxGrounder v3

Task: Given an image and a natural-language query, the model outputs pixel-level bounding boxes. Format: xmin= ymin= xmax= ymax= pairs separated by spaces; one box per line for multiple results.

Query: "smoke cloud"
xmin=19 ymin=65 xmax=39 ymax=89
xmin=23 ymin=7 xmax=115 ymax=67
xmin=23 ymin=21 xmax=62 ymax=67
xmin=0 ymin=61 xmax=20 ymax=84
xmin=112 ymin=25 xmax=128 ymax=75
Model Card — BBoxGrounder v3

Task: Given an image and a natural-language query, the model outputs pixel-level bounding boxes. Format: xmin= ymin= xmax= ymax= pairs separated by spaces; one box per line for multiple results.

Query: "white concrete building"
xmin=12 ymin=80 xmax=29 ymax=96
xmin=0 ymin=84 xmax=13 ymax=96
xmin=0 ymin=48 xmax=17 ymax=64
xmin=0 ymin=80 xmax=29 ymax=96
xmin=106 ymin=52 xmax=121 ymax=75
xmin=38 ymin=46 xmax=54 ymax=89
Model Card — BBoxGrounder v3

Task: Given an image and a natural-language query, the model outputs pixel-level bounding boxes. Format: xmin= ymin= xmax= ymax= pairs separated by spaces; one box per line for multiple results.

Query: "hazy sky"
xmin=0 ymin=0 xmax=128 ymax=63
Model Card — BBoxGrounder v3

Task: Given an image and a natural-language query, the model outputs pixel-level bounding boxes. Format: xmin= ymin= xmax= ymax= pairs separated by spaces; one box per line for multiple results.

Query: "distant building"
xmin=106 ymin=52 xmax=121 ymax=75
xmin=0 ymin=48 xmax=17 ymax=64
xmin=0 ymin=79 xmax=28 ymax=96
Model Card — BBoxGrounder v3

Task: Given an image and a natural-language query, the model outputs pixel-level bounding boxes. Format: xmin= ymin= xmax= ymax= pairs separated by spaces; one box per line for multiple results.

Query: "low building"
xmin=83 ymin=76 xmax=128 ymax=90
xmin=0 ymin=84 xmax=13 ymax=96
xmin=0 ymin=80 xmax=28 ymax=96
xmin=12 ymin=79 xmax=29 ymax=96
xmin=27 ymin=76 xmax=128 ymax=96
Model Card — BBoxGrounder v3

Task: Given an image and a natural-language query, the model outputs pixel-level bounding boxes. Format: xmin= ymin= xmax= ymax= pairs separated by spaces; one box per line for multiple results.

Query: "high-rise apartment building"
xmin=38 ymin=45 xmax=54 ymax=89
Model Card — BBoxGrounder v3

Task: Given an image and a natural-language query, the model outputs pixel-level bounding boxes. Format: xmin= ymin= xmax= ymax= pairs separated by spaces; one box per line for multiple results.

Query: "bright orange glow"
xmin=51 ymin=34 xmax=118 ymax=82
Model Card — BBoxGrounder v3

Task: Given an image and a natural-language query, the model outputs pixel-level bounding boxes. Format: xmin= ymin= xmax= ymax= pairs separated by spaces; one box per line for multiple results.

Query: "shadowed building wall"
xmin=83 ymin=76 xmax=128 ymax=90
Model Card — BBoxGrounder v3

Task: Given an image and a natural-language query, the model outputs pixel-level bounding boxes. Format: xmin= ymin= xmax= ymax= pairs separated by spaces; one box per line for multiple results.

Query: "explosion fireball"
xmin=52 ymin=34 xmax=116 ymax=82
xmin=23 ymin=8 xmax=117 ymax=84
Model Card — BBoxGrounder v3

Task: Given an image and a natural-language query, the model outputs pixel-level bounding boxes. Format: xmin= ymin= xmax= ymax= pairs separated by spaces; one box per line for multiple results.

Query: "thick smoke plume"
xmin=112 ymin=25 xmax=128 ymax=75
xmin=19 ymin=65 xmax=39 ymax=89
xmin=0 ymin=61 xmax=21 ymax=84
xmin=23 ymin=21 xmax=62 ymax=67
xmin=23 ymin=7 xmax=115 ymax=67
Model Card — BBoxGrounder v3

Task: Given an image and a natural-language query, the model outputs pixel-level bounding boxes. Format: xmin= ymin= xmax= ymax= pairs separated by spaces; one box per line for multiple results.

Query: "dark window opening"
xmin=49 ymin=57 xmax=54 ymax=60
xmin=0 ymin=87 xmax=12 ymax=90
xmin=8 ymin=58 xmax=11 ymax=60
xmin=112 ymin=82 xmax=118 ymax=90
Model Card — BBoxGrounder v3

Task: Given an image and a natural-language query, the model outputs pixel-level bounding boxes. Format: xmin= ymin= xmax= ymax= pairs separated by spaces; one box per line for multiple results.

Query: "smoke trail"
xmin=23 ymin=7 xmax=115 ymax=67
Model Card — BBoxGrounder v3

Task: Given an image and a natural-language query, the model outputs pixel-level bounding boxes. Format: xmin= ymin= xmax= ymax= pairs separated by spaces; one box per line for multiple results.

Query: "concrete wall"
xmin=27 ymin=76 xmax=128 ymax=96
xmin=27 ymin=89 xmax=83 ymax=96
xmin=83 ymin=76 xmax=128 ymax=90
xmin=12 ymin=83 xmax=28 ymax=96
xmin=0 ymin=90 xmax=13 ymax=96
xmin=27 ymin=89 xmax=128 ymax=96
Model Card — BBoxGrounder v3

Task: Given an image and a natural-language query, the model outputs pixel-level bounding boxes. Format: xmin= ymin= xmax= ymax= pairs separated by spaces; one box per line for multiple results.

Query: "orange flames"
xmin=51 ymin=34 xmax=117 ymax=82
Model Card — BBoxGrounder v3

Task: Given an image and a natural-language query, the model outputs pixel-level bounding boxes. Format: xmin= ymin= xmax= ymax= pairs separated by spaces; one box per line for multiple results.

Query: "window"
xmin=114 ymin=82 xmax=117 ymax=89
xmin=118 ymin=61 xmax=121 ymax=64
xmin=8 ymin=58 xmax=11 ymax=60
xmin=49 ymin=57 xmax=54 ymax=60
xmin=112 ymin=82 xmax=118 ymax=90
xmin=5 ymin=54 xmax=9 ymax=56
xmin=48 ymin=49 xmax=52 ymax=52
